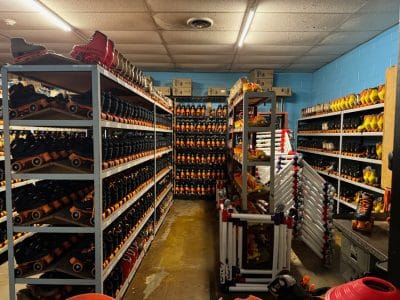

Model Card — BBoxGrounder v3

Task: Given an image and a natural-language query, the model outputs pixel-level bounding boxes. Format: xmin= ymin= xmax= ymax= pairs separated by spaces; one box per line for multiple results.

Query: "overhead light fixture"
xmin=27 ymin=0 xmax=72 ymax=32
xmin=238 ymin=8 xmax=256 ymax=48
xmin=187 ymin=17 xmax=213 ymax=29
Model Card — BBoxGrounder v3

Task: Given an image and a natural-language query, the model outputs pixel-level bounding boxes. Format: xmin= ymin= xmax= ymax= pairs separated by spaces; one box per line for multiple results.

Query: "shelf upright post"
xmin=91 ymin=65 xmax=103 ymax=293
xmin=270 ymin=93 xmax=276 ymax=212
xmin=336 ymin=111 xmax=344 ymax=214
xmin=242 ymin=94 xmax=249 ymax=210
xmin=3 ymin=67 xmax=16 ymax=300
xmin=154 ymin=103 xmax=157 ymax=225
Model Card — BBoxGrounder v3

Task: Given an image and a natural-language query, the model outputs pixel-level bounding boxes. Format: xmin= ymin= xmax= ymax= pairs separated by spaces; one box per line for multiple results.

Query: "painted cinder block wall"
xmin=147 ymin=25 xmax=398 ymax=132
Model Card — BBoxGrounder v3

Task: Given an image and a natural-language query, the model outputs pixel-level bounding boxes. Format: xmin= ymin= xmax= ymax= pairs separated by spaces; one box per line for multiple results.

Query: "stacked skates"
xmin=68 ymin=241 xmax=95 ymax=276
xmin=68 ymin=136 xmax=94 ymax=169
xmin=69 ymin=190 xmax=94 ymax=225
xmin=352 ymin=192 xmax=374 ymax=233
xmin=10 ymin=38 xmax=48 ymax=64
xmin=70 ymin=31 xmax=145 ymax=89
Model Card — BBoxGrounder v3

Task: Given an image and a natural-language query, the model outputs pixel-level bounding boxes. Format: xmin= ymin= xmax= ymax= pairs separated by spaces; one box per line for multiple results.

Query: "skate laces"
xmin=359 ymin=197 xmax=371 ymax=213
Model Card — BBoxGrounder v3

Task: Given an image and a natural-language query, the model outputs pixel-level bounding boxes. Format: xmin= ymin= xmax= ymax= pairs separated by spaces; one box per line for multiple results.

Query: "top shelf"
xmin=174 ymin=96 xmax=227 ymax=103
xmin=298 ymin=103 xmax=384 ymax=121
xmin=3 ymin=64 xmax=173 ymax=115
xmin=229 ymin=91 xmax=275 ymax=112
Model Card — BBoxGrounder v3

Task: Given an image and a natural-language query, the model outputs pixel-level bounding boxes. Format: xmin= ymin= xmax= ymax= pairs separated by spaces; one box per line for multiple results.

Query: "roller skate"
xmin=69 ymin=137 xmax=94 ymax=169
xmin=14 ymin=189 xmax=54 ymax=224
xmin=66 ymin=90 xmax=93 ymax=118
xmin=14 ymin=235 xmax=58 ymax=276
xmin=11 ymin=37 xmax=48 ymax=64
xmin=352 ymin=192 xmax=374 ymax=233
xmin=70 ymin=31 xmax=114 ymax=67
xmin=69 ymin=190 xmax=94 ymax=225
xmin=9 ymin=83 xmax=49 ymax=119
xmin=11 ymin=134 xmax=53 ymax=172
xmin=68 ymin=242 xmax=95 ymax=276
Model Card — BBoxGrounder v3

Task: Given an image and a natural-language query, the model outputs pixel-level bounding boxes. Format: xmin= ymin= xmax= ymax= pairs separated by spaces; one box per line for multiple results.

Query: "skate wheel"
xmin=15 ymin=268 xmax=23 ymax=277
xmin=91 ymin=268 xmax=95 ymax=277
xmin=68 ymin=104 xmax=78 ymax=114
xmin=13 ymin=215 xmax=23 ymax=225
xmin=71 ymin=210 xmax=81 ymax=220
xmin=32 ymin=156 xmax=43 ymax=167
xmin=12 ymin=161 xmax=23 ymax=172
xmin=33 ymin=262 xmax=44 ymax=272
xmin=71 ymin=158 xmax=82 ymax=167
xmin=9 ymin=110 xmax=17 ymax=119
xmin=29 ymin=103 xmax=38 ymax=112
xmin=72 ymin=262 xmax=83 ymax=272
xmin=31 ymin=210 xmax=42 ymax=220
xmin=87 ymin=110 xmax=93 ymax=118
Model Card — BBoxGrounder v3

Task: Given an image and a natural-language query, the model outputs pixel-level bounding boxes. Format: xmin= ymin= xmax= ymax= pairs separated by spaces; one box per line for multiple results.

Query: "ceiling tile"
xmin=60 ymin=12 xmax=155 ymax=30
xmin=239 ymin=45 xmax=312 ymax=56
xmin=82 ymin=30 xmax=162 ymax=44
xmin=117 ymin=44 xmax=167 ymax=54
xmin=0 ymin=42 xmax=9 ymax=52
xmin=236 ymin=55 xmax=297 ymax=64
xmin=172 ymin=54 xmax=233 ymax=63
xmin=124 ymin=54 xmax=171 ymax=63
xmin=168 ymin=44 xmax=234 ymax=55
xmin=41 ymin=0 xmax=148 ymax=12
xmin=162 ymin=31 xmax=237 ymax=44
xmin=175 ymin=63 xmax=230 ymax=70
xmin=287 ymin=63 xmax=325 ymax=71
xmin=257 ymin=0 xmax=367 ymax=13
xmin=251 ymin=13 xmax=350 ymax=32
xmin=320 ymin=31 xmax=380 ymax=45
xmin=153 ymin=12 xmax=243 ymax=31
xmin=307 ymin=44 xmax=357 ymax=55
xmin=147 ymin=0 xmax=247 ymax=12
xmin=357 ymin=0 xmax=400 ymax=13
xmin=339 ymin=13 xmax=398 ymax=31
xmin=231 ymin=63 xmax=289 ymax=71
xmin=0 ymin=0 xmax=38 ymax=12
xmin=138 ymin=63 xmax=174 ymax=70
xmin=0 ymin=29 xmax=82 ymax=43
xmin=295 ymin=55 xmax=337 ymax=63
xmin=0 ymin=12 xmax=55 ymax=30
xmin=246 ymin=31 xmax=329 ymax=45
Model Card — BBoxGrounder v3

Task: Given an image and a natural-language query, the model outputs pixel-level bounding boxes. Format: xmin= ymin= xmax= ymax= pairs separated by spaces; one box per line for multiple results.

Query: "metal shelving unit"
xmin=2 ymin=63 xmax=173 ymax=299
xmin=297 ymin=103 xmax=385 ymax=212
xmin=173 ymin=96 xmax=227 ymax=200
xmin=228 ymin=91 xmax=276 ymax=211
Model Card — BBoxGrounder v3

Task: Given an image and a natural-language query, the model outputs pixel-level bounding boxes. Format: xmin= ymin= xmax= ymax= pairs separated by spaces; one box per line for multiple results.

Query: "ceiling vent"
xmin=187 ymin=17 xmax=213 ymax=29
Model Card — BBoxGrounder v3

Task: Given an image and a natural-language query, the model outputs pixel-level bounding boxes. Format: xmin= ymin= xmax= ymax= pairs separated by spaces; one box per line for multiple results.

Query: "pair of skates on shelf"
xmin=8 ymin=81 xmax=93 ymax=119
xmin=352 ymin=191 xmax=375 ymax=233
xmin=14 ymin=181 xmax=94 ymax=225
xmin=11 ymin=134 xmax=94 ymax=172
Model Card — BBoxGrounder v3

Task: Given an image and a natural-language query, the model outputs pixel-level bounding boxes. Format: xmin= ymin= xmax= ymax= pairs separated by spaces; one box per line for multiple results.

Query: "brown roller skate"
xmin=352 ymin=192 xmax=374 ymax=233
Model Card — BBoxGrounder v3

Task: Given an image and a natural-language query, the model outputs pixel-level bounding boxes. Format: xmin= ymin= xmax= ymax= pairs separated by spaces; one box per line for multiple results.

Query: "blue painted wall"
xmin=312 ymin=25 xmax=399 ymax=104
xmin=146 ymin=25 xmax=398 ymax=132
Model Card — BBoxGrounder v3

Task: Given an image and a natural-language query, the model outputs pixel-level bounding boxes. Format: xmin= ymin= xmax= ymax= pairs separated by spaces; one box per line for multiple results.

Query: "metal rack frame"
xmin=296 ymin=104 xmax=384 ymax=212
xmin=2 ymin=63 xmax=173 ymax=299
xmin=229 ymin=91 xmax=276 ymax=211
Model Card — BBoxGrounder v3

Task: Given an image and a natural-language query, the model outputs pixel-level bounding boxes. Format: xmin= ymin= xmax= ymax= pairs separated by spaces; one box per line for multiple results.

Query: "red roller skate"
xmin=11 ymin=38 xmax=48 ymax=64
xmin=352 ymin=192 xmax=374 ymax=233
xmin=70 ymin=31 xmax=114 ymax=67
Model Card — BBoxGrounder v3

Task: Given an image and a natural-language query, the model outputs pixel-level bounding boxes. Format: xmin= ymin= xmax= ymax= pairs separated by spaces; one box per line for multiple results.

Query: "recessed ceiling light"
xmin=4 ymin=18 xmax=16 ymax=26
xmin=187 ymin=17 xmax=213 ymax=29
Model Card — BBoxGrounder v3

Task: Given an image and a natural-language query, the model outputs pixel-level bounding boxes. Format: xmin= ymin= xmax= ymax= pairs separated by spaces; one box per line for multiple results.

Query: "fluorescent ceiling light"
xmin=238 ymin=8 xmax=256 ymax=48
xmin=27 ymin=0 xmax=72 ymax=32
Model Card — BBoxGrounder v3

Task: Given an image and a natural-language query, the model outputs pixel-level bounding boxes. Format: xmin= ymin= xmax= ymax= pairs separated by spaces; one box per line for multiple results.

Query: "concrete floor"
xmin=127 ymin=200 xmax=344 ymax=300
xmin=0 ymin=199 xmax=344 ymax=299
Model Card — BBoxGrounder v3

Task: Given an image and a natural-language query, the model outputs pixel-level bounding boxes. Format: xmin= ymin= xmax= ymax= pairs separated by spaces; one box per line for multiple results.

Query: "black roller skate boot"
xmin=11 ymin=38 xmax=48 ymax=64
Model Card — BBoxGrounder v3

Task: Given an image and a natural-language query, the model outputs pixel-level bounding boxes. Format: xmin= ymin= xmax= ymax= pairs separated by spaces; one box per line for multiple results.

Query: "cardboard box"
xmin=269 ymin=87 xmax=292 ymax=97
xmin=173 ymin=87 xmax=192 ymax=96
xmin=154 ymin=86 xmax=171 ymax=96
xmin=249 ymin=69 xmax=274 ymax=80
xmin=208 ymin=87 xmax=227 ymax=96
xmin=173 ymin=78 xmax=192 ymax=88
xmin=254 ymin=78 xmax=273 ymax=88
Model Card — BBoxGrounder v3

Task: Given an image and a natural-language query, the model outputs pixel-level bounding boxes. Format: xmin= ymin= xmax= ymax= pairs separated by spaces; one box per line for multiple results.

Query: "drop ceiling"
xmin=0 ymin=0 xmax=398 ymax=72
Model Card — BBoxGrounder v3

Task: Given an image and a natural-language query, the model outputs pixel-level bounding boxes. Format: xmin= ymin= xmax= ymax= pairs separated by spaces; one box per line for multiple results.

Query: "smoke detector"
xmin=187 ymin=17 xmax=213 ymax=29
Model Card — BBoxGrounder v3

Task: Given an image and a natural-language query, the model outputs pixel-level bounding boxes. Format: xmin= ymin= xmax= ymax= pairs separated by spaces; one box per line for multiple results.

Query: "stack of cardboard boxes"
xmin=248 ymin=69 xmax=274 ymax=89
xmin=172 ymin=78 xmax=192 ymax=96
